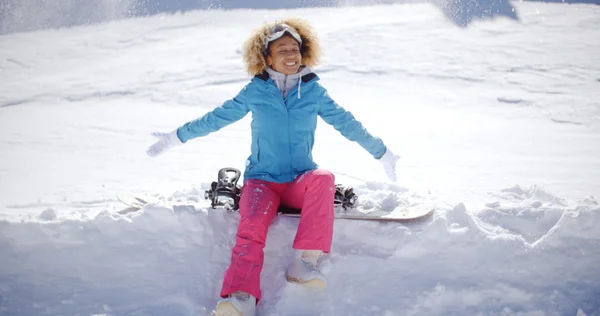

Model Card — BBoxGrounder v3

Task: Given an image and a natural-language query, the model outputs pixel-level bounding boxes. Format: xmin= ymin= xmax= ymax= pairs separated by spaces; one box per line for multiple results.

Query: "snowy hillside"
xmin=1 ymin=1 xmax=600 ymax=315
xmin=3 ymin=0 xmax=600 ymax=35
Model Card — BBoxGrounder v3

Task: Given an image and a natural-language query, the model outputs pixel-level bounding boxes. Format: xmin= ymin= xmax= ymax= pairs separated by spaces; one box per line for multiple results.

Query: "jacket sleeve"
xmin=317 ymin=84 xmax=387 ymax=159
xmin=176 ymin=85 xmax=250 ymax=143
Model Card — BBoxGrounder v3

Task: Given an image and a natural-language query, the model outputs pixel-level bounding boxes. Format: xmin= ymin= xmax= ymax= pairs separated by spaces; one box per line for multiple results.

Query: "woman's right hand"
xmin=146 ymin=130 xmax=183 ymax=157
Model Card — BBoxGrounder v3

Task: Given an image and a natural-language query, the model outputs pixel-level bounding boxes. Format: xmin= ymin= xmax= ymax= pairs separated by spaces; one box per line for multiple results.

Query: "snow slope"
xmin=1 ymin=2 xmax=600 ymax=315
xmin=0 ymin=0 xmax=517 ymax=35
xmin=5 ymin=0 xmax=600 ymax=35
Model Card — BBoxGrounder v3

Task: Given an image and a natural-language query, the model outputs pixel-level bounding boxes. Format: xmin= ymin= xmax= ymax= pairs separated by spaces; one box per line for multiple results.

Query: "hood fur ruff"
xmin=242 ymin=18 xmax=321 ymax=76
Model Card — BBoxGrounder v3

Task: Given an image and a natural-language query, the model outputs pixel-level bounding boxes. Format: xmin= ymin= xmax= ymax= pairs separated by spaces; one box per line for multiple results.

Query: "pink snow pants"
xmin=220 ymin=169 xmax=336 ymax=302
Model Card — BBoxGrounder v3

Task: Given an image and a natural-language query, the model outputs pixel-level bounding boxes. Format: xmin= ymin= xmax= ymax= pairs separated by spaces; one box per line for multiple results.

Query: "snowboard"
xmin=116 ymin=192 xmax=436 ymax=223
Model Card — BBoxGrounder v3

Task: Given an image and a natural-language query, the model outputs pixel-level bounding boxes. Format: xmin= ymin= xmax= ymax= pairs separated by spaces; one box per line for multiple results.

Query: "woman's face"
xmin=267 ymin=35 xmax=302 ymax=75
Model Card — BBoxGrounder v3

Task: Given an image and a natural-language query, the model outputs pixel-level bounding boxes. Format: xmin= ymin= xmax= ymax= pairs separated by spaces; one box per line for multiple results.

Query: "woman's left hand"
xmin=378 ymin=148 xmax=400 ymax=182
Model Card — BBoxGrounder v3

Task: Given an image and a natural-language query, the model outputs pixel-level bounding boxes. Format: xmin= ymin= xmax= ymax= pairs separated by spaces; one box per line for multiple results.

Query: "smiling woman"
xmin=144 ymin=17 xmax=399 ymax=316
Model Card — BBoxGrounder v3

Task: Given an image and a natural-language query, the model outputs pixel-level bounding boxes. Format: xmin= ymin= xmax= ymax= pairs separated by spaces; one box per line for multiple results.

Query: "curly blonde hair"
xmin=242 ymin=18 xmax=322 ymax=76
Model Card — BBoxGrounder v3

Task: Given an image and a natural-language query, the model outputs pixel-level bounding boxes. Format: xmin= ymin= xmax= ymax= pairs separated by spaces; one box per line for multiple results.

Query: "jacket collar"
xmin=254 ymin=68 xmax=318 ymax=84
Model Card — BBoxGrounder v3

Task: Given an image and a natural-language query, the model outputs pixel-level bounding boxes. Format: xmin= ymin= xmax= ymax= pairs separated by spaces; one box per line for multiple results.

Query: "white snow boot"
xmin=215 ymin=291 xmax=256 ymax=316
xmin=285 ymin=250 xmax=326 ymax=289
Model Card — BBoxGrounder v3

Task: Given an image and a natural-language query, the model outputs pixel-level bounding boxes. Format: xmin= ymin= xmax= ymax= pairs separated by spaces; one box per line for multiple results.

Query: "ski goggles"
xmin=264 ymin=24 xmax=303 ymax=54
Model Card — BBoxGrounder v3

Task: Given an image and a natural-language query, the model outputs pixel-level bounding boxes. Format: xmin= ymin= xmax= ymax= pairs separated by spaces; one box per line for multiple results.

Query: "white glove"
xmin=146 ymin=130 xmax=183 ymax=157
xmin=378 ymin=148 xmax=400 ymax=182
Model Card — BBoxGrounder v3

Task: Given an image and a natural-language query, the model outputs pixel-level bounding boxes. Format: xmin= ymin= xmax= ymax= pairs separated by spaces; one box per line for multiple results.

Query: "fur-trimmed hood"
xmin=242 ymin=18 xmax=321 ymax=76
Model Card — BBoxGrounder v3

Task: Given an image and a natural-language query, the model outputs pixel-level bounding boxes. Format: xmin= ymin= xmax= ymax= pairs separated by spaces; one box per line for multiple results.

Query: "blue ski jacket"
xmin=176 ymin=70 xmax=386 ymax=183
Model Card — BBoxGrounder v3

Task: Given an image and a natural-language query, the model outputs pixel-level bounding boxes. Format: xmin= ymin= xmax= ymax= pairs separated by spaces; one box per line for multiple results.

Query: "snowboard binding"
xmin=204 ymin=167 xmax=243 ymax=210
xmin=204 ymin=167 xmax=358 ymax=211
xmin=334 ymin=185 xmax=357 ymax=210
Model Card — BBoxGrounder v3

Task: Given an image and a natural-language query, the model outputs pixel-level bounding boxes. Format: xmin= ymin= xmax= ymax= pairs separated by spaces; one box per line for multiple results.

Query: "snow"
xmin=1 ymin=1 xmax=600 ymax=315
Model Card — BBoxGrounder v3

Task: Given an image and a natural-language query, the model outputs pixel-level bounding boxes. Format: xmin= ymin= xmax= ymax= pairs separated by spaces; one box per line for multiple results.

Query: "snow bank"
xmin=1 ymin=185 xmax=598 ymax=315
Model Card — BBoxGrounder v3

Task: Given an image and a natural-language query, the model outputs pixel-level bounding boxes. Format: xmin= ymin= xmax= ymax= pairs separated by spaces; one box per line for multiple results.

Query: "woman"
xmin=146 ymin=18 xmax=399 ymax=316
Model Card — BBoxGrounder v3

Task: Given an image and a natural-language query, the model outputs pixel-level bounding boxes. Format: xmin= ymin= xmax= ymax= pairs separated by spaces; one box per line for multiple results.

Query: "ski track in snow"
xmin=1 ymin=1 xmax=600 ymax=315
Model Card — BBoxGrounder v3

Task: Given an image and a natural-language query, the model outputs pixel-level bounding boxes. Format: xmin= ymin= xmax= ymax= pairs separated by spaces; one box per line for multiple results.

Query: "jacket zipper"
xmin=283 ymin=74 xmax=293 ymax=180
